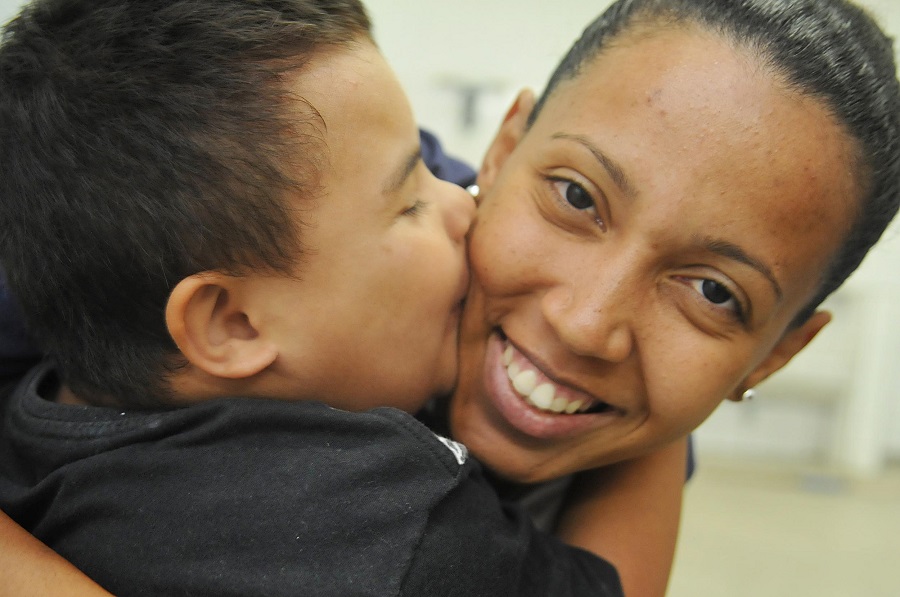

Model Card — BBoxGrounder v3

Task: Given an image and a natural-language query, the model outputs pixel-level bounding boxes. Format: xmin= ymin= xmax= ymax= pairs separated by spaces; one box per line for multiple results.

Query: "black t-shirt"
xmin=0 ymin=363 xmax=622 ymax=597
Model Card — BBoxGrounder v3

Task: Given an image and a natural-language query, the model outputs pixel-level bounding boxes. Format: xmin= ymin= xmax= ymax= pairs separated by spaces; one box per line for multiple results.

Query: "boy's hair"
xmin=529 ymin=0 xmax=900 ymax=325
xmin=0 ymin=0 xmax=371 ymax=406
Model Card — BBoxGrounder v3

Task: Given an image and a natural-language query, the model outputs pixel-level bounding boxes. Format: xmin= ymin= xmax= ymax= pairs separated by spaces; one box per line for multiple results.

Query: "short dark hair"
xmin=0 ymin=0 xmax=371 ymax=406
xmin=530 ymin=0 xmax=900 ymax=325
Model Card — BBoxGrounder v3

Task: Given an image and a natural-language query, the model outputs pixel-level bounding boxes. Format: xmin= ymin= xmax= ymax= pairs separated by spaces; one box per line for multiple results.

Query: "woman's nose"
xmin=541 ymin=276 xmax=635 ymax=364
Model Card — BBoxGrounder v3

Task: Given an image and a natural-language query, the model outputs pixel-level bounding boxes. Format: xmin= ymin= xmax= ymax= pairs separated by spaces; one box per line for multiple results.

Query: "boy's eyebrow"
xmin=552 ymin=133 xmax=637 ymax=199
xmin=383 ymin=147 xmax=422 ymax=194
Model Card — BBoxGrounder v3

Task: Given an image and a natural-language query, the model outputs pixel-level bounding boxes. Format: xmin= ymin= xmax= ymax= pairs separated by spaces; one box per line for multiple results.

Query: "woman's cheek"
xmin=471 ymin=197 xmax=547 ymax=295
xmin=469 ymin=209 xmax=510 ymax=293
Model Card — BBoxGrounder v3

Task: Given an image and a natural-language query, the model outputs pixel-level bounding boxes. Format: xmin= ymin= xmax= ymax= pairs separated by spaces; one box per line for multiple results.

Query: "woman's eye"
xmin=550 ymin=178 xmax=606 ymax=231
xmin=553 ymin=179 xmax=594 ymax=210
xmin=688 ymin=278 xmax=744 ymax=318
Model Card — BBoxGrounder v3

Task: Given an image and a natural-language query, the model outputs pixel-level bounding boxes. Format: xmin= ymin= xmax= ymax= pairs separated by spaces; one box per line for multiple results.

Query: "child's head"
xmin=0 ymin=0 xmax=474 ymax=410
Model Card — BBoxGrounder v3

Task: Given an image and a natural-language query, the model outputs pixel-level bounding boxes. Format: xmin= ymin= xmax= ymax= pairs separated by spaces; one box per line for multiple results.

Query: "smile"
xmin=501 ymin=339 xmax=614 ymax=416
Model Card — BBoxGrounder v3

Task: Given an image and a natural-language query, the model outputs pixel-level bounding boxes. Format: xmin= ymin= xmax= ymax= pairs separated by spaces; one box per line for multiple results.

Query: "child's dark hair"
xmin=0 ymin=0 xmax=371 ymax=406
xmin=529 ymin=0 xmax=900 ymax=326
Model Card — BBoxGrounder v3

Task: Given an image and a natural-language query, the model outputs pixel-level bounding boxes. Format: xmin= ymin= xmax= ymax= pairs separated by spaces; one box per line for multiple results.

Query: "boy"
xmin=0 ymin=1 xmax=622 ymax=596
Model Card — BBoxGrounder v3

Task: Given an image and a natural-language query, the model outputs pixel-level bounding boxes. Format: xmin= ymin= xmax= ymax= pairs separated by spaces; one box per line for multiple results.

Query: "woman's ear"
xmin=166 ymin=273 xmax=278 ymax=380
xmin=478 ymin=88 xmax=536 ymax=192
xmin=730 ymin=310 xmax=832 ymax=401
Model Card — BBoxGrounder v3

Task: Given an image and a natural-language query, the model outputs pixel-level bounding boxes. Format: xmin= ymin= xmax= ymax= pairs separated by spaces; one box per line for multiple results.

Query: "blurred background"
xmin=1 ymin=0 xmax=897 ymax=594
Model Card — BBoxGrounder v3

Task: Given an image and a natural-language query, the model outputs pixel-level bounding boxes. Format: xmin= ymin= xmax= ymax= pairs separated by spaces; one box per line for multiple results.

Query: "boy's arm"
xmin=400 ymin=458 xmax=624 ymax=597
xmin=420 ymin=129 xmax=477 ymax=187
xmin=0 ymin=511 xmax=113 ymax=597
xmin=554 ymin=437 xmax=688 ymax=597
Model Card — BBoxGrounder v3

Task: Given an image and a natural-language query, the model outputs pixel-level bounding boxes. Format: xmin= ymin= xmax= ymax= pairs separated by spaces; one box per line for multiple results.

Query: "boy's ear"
xmin=730 ymin=310 xmax=832 ymax=401
xmin=166 ymin=273 xmax=278 ymax=380
xmin=478 ymin=88 xmax=536 ymax=192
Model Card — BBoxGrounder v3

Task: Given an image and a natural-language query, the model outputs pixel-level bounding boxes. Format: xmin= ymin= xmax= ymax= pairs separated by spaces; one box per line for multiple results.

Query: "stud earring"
xmin=741 ymin=388 xmax=757 ymax=402
xmin=466 ymin=184 xmax=480 ymax=199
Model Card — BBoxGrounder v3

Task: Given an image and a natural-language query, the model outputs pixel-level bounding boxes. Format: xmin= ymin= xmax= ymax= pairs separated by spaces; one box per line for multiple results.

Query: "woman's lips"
xmin=482 ymin=331 xmax=621 ymax=440
xmin=503 ymin=342 xmax=612 ymax=414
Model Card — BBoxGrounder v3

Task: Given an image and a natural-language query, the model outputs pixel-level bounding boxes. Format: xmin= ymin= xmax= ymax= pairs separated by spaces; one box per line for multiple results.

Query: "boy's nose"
xmin=441 ymin=181 xmax=476 ymax=242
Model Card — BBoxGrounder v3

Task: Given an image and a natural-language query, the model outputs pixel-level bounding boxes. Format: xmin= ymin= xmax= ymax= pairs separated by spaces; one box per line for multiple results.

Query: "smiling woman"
xmin=446 ymin=0 xmax=900 ymax=593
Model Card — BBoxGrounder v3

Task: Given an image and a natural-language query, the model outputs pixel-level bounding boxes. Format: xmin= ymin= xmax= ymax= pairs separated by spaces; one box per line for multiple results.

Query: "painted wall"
xmin=0 ymin=0 xmax=22 ymax=23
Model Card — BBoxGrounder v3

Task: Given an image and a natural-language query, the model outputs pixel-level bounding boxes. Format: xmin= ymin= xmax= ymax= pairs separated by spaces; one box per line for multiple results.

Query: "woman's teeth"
xmin=503 ymin=345 xmax=595 ymax=415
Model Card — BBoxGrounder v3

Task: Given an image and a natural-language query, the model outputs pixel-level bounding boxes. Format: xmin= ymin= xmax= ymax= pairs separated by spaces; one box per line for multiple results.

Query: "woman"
xmin=2 ymin=0 xmax=898 ymax=595
xmin=441 ymin=0 xmax=899 ymax=593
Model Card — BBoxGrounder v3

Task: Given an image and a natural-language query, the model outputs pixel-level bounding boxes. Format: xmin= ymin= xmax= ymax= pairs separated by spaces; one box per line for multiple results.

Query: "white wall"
xmin=365 ymin=0 xmax=615 ymax=165
xmin=0 ymin=0 xmax=23 ymax=24
xmin=850 ymin=0 xmax=900 ymax=461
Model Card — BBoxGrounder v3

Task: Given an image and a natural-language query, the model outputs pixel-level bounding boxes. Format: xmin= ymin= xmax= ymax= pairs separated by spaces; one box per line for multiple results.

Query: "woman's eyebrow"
xmin=383 ymin=147 xmax=422 ymax=195
xmin=702 ymin=237 xmax=784 ymax=300
xmin=552 ymin=132 xmax=637 ymax=199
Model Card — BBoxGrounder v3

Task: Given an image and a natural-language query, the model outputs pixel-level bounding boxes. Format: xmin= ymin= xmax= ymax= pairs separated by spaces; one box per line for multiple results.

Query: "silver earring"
xmin=741 ymin=388 xmax=757 ymax=402
xmin=466 ymin=184 xmax=480 ymax=199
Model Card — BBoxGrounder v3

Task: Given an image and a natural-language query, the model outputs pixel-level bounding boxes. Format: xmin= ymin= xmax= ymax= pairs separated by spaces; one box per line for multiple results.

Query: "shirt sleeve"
xmin=686 ymin=433 xmax=696 ymax=480
xmin=419 ymin=129 xmax=477 ymax=188
xmin=399 ymin=459 xmax=624 ymax=597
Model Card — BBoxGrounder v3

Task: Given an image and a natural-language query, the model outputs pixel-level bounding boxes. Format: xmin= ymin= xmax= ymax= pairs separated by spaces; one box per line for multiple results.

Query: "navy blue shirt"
xmin=420 ymin=128 xmax=477 ymax=188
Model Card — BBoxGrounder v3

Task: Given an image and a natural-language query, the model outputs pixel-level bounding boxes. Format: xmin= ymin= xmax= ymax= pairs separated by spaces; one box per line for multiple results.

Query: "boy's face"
xmin=251 ymin=41 xmax=474 ymax=413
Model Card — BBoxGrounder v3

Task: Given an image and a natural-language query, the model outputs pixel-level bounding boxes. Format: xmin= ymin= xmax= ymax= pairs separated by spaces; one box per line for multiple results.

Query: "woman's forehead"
xmin=543 ymin=30 xmax=856 ymax=198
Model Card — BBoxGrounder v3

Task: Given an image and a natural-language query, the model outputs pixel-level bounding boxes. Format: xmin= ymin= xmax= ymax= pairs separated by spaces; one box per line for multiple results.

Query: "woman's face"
xmin=450 ymin=27 xmax=861 ymax=483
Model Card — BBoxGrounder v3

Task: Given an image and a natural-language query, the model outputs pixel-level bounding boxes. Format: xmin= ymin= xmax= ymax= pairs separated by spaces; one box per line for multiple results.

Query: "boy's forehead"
xmin=280 ymin=41 xmax=419 ymax=208
xmin=291 ymin=43 xmax=406 ymax=112
xmin=287 ymin=42 xmax=412 ymax=146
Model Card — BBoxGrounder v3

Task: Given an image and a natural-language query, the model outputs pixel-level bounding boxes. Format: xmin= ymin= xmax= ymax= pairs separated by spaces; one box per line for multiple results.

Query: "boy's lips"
xmin=482 ymin=330 xmax=622 ymax=440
